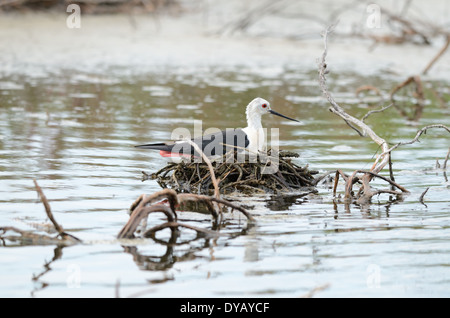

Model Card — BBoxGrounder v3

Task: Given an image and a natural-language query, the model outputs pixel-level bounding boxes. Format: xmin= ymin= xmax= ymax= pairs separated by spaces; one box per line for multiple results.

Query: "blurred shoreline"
xmin=1 ymin=0 xmax=449 ymax=79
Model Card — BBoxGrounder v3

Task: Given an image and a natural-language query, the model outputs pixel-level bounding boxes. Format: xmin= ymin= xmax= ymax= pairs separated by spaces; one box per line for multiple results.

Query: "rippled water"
xmin=0 ymin=65 xmax=449 ymax=297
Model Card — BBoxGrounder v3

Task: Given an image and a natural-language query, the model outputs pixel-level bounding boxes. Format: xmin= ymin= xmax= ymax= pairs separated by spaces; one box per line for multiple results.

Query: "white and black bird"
xmin=136 ymin=97 xmax=299 ymax=158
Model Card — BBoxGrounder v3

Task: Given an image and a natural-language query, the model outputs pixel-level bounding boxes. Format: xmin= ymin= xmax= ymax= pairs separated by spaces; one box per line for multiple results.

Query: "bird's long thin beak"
xmin=269 ymin=109 xmax=299 ymax=122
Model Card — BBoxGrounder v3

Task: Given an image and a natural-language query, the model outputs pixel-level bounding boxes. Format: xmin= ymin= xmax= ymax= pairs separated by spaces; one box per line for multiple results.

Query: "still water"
xmin=0 ymin=65 xmax=449 ymax=297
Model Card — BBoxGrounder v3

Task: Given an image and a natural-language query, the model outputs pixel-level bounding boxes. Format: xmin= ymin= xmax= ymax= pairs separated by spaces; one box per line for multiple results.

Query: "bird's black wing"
xmin=136 ymin=128 xmax=249 ymax=156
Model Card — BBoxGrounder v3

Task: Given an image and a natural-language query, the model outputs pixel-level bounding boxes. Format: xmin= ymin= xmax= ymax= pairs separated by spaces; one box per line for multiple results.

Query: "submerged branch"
xmin=178 ymin=193 xmax=255 ymax=222
xmin=0 ymin=180 xmax=81 ymax=245
xmin=33 ymin=179 xmax=63 ymax=234
xmin=118 ymin=188 xmax=254 ymax=240
xmin=33 ymin=180 xmax=81 ymax=243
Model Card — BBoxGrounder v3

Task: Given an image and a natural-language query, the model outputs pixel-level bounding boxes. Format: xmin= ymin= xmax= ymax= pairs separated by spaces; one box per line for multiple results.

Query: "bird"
xmin=135 ymin=97 xmax=299 ymax=158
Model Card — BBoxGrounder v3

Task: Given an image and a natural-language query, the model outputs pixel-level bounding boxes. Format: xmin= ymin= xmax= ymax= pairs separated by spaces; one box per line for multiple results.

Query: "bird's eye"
xmin=262 ymin=104 xmax=267 ymax=108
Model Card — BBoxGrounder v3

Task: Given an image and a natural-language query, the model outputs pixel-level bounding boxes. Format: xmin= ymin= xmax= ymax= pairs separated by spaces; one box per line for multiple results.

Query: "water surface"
xmin=0 ymin=64 xmax=449 ymax=297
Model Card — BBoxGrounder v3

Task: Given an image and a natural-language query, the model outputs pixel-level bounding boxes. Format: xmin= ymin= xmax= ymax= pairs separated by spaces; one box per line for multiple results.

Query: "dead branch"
xmin=361 ymin=103 xmax=394 ymax=123
xmin=149 ymin=150 xmax=317 ymax=195
xmin=0 ymin=226 xmax=59 ymax=245
xmin=185 ymin=138 xmax=224 ymax=217
xmin=388 ymin=153 xmax=395 ymax=191
xmin=117 ymin=189 xmax=254 ymax=240
xmin=318 ymin=24 xmax=390 ymax=176
xmin=184 ymin=139 xmax=220 ymax=199
xmin=177 ymin=193 xmax=219 ymax=221
xmin=419 ymin=187 xmax=430 ymax=206
xmin=318 ymin=25 xmax=450 ymax=204
xmin=310 ymin=170 xmax=335 ymax=187
xmin=355 ymin=170 xmax=409 ymax=193
xmin=444 ymin=147 xmax=450 ymax=170
xmin=384 ymin=9 xmax=432 ymax=45
xmin=128 ymin=188 xmax=179 ymax=215
xmin=1 ymin=180 xmax=81 ymax=245
xmin=33 ymin=179 xmax=63 ymax=234
xmin=379 ymin=124 xmax=450 ymax=158
xmin=318 ymin=25 xmax=422 ymax=204
xmin=33 ymin=179 xmax=81 ymax=243
xmin=390 ymin=75 xmax=425 ymax=122
xmin=344 ymin=170 xmax=358 ymax=201
xmin=178 ymin=193 xmax=256 ymax=222
xmin=332 ymin=170 xmax=341 ymax=196
xmin=117 ymin=204 xmax=177 ymax=239
xmin=143 ymin=222 xmax=231 ymax=239
xmin=422 ymin=35 xmax=450 ymax=75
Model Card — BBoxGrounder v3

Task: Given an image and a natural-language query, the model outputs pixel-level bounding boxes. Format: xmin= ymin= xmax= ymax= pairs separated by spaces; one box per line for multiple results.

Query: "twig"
xmin=184 ymin=139 xmax=220 ymax=200
xmin=362 ymin=103 xmax=394 ymax=123
xmin=443 ymin=147 xmax=450 ymax=170
xmin=380 ymin=124 xmax=450 ymax=157
xmin=0 ymin=226 xmax=57 ymax=244
xmin=33 ymin=179 xmax=81 ymax=243
xmin=318 ymin=24 xmax=391 ymax=175
xmin=388 ymin=152 xmax=395 ymax=191
xmin=151 ymin=150 xmax=316 ymax=195
xmin=315 ymin=25 xmax=448 ymax=204
xmin=310 ymin=170 xmax=334 ymax=186
xmin=177 ymin=193 xmax=219 ymax=221
xmin=383 ymin=8 xmax=431 ymax=45
xmin=143 ymin=222 xmax=231 ymax=239
xmin=344 ymin=170 xmax=358 ymax=201
xmin=117 ymin=204 xmax=177 ymax=239
xmin=355 ymin=170 xmax=409 ymax=193
xmin=129 ymin=189 xmax=179 ymax=216
xmin=419 ymin=187 xmax=430 ymax=205
xmin=390 ymin=75 xmax=425 ymax=122
xmin=1 ymin=180 xmax=82 ymax=244
xmin=118 ymin=189 xmax=254 ymax=239
xmin=422 ymin=35 xmax=450 ymax=75
xmin=178 ymin=193 xmax=255 ymax=222
xmin=332 ymin=171 xmax=340 ymax=197
xmin=33 ymin=179 xmax=63 ymax=234
xmin=390 ymin=76 xmax=423 ymax=100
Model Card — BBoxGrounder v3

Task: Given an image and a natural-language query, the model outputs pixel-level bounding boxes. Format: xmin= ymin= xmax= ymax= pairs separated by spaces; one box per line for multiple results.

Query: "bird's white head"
xmin=245 ymin=97 xmax=299 ymax=129
xmin=245 ymin=97 xmax=271 ymax=129
xmin=246 ymin=97 xmax=271 ymax=118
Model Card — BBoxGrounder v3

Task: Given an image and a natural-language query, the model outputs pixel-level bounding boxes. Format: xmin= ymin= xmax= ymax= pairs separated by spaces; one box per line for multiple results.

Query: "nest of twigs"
xmin=142 ymin=150 xmax=318 ymax=195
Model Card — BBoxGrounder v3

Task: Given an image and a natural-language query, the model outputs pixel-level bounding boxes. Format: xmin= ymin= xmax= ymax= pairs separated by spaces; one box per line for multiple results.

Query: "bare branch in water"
xmin=444 ymin=147 xmax=450 ymax=170
xmin=317 ymin=25 xmax=449 ymax=205
xmin=318 ymin=24 xmax=391 ymax=176
xmin=380 ymin=124 xmax=450 ymax=157
xmin=117 ymin=188 xmax=254 ymax=240
xmin=419 ymin=187 xmax=430 ymax=206
xmin=0 ymin=180 xmax=81 ymax=245
xmin=33 ymin=179 xmax=63 ymax=234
